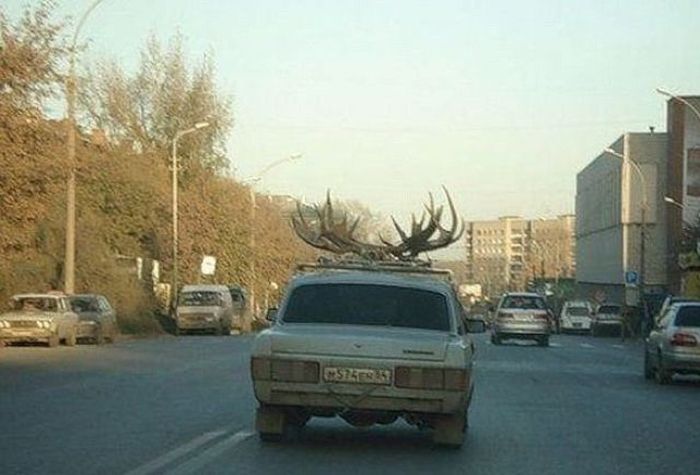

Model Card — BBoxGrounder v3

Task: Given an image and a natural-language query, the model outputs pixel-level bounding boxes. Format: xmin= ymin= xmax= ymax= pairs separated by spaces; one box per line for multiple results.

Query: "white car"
xmin=0 ymin=293 xmax=79 ymax=347
xmin=560 ymin=301 xmax=593 ymax=333
xmin=250 ymin=266 xmax=485 ymax=447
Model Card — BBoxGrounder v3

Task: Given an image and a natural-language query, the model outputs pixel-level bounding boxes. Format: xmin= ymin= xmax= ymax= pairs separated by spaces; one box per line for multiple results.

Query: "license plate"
xmin=323 ymin=367 xmax=391 ymax=385
xmin=573 ymin=322 xmax=582 ymax=328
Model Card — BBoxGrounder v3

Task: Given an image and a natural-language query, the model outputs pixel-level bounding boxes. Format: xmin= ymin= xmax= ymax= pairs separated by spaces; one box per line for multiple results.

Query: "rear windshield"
xmin=283 ymin=284 xmax=450 ymax=331
xmin=598 ymin=305 xmax=621 ymax=314
xmin=178 ymin=291 xmax=222 ymax=307
xmin=675 ymin=307 xmax=700 ymax=327
xmin=501 ymin=295 xmax=546 ymax=310
xmin=566 ymin=306 xmax=590 ymax=316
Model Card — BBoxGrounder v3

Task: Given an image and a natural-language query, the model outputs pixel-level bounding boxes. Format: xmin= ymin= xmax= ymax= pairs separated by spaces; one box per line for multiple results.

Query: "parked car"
xmin=560 ymin=300 xmax=593 ymax=334
xmin=174 ymin=284 xmax=235 ymax=335
xmin=644 ymin=302 xmax=700 ymax=384
xmin=251 ymin=264 xmax=485 ymax=447
xmin=591 ymin=303 xmax=623 ymax=336
xmin=653 ymin=296 xmax=698 ymax=326
xmin=68 ymin=294 xmax=118 ymax=344
xmin=0 ymin=293 xmax=79 ymax=347
xmin=227 ymin=285 xmax=249 ymax=333
xmin=490 ymin=292 xmax=551 ymax=346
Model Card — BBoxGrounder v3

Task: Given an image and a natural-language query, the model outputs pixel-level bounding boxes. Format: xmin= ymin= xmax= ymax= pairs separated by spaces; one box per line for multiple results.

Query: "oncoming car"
xmin=0 ymin=293 xmax=79 ymax=347
xmin=250 ymin=263 xmax=485 ymax=447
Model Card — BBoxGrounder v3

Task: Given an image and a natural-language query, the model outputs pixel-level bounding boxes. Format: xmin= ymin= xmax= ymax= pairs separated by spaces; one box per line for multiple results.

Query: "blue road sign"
xmin=625 ymin=271 xmax=639 ymax=285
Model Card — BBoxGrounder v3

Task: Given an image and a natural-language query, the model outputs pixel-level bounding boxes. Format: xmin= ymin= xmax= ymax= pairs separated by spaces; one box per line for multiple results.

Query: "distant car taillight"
xmin=250 ymin=357 xmax=320 ymax=383
xmin=670 ymin=333 xmax=698 ymax=347
xmin=532 ymin=313 xmax=548 ymax=321
xmin=394 ymin=367 xmax=468 ymax=391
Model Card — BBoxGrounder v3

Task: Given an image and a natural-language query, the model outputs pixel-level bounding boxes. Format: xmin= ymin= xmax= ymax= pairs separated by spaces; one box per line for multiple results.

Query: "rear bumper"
xmin=561 ymin=320 xmax=591 ymax=331
xmin=663 ymin=351 xmax=700 ymax=373
xmin=177 ymin=319 xmax=220 ymax=330
xmin=494 ymin=322 xmax=549 ymax=337
xmin=253 ymin=381 xmax=468 ymax=415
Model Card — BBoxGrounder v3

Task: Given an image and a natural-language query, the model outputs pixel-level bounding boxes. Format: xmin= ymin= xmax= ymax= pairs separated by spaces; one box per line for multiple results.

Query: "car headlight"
xmin=0 ymin=320 xmax=8 ymax=328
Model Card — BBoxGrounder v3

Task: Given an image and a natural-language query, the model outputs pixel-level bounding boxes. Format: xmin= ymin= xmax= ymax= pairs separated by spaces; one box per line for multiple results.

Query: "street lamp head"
xmin=194 ymin=122 xmax=210 ymax=130
xmin=290 ymin=153 xmax=303 ymax=161
xmin=656 ymin=87 xmax=672 ymax=97
xmin=604 ymin=148 xmax=624 ymax=159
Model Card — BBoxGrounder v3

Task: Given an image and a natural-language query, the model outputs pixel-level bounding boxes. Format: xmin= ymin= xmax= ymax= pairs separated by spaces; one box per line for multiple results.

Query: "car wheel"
xmin=95 ymin=330 xmax=105 ymax=345
xmin=175 ymin=326 xmax=181 ymax=337
xmin=491 ymin=333 xmax=501 ymax=345
xmin=643 ymin=350 xmax=654 ymax=380
xmin=433 ymin=410 xmax=467 ymax=448
xmin=655 ymin=353 xmax=673 ymax=385
xmin=538 ymin=336 xmax=550 ymax=347
xmin=48 ymin=334 xmax=59 ymax=348
xmin=65 ymin=330 xmax=77 ymax=347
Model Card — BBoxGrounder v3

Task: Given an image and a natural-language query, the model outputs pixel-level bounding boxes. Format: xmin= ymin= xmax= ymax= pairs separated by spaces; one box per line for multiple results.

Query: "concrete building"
xmin=464 ymin=215 xmax=576 ymax=297
xmin=575 ymin=132 xmax=668 ymax=305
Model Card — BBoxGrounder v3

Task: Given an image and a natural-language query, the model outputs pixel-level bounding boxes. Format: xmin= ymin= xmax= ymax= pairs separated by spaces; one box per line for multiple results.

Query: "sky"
xmin=5 ymin=0 xmax=700 ymax=232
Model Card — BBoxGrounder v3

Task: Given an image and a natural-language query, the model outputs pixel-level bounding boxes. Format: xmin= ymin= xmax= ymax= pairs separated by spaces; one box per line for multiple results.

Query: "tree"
xmin=79 ymin=33 xmax=232 ymax=172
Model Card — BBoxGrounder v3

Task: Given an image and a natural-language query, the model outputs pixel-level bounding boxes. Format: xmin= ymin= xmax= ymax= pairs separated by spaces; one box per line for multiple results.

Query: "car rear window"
xmin=674 ymin=307 xmax=700 ymax=327
xmin=566 ymin=306 xmax=590 ymax=316
xmin=282 ymin=284 xmax=450 ymax=331
xmin=501 ymin=295 xmax=546 ymax=310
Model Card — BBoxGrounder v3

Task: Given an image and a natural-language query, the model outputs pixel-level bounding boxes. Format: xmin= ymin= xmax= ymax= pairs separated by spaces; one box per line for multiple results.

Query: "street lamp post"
xmin=656 ymin=88 xmax=700 ymax=123
xmin=604 ymin=147 xmax=649 ymax=325
xmin=63 ymin=0 xmax=107 ymax=294
xmin=171 ymin=122 xmax=210 ymax=306
xmin=242 ymin=153 xmax=302 ymax=329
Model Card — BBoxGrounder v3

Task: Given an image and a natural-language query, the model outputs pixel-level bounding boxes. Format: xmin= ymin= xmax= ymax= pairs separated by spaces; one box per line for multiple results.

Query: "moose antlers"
xmin=291 ymin=187 xmax=464 ymax=261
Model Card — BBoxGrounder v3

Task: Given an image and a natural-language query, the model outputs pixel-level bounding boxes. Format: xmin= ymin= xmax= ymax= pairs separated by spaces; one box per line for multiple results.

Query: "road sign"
xmin=201 ymin=255 xmax=217 ymax=276
xmin=625 ymin=270 xmax=638 ymax=286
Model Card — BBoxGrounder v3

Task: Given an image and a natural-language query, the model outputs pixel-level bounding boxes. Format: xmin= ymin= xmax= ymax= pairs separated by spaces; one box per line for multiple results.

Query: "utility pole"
xmin=171 ymin=122 xmax=210 ymax=307
xmin=63 ymin=0 xmax=106 ymax=294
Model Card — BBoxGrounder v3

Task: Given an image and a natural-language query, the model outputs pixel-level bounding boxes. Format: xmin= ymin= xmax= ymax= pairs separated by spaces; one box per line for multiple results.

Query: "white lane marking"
xmin=550 ymin=342 xmax=562 ymax=347
xmin=168 ymin=430 xmax=255 ymax=475
xmin=124 ymin=430 xmax=226 ymax=475
xmin=580 ymin=343 xmax=595 ymax=349
xmin=612 ymin=344 xmax=624 ymax=349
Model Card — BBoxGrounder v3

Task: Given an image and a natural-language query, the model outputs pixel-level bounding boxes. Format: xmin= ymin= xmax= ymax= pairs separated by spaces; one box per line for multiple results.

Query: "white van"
xmin=175 ymin=285 xmax=234 ymax=335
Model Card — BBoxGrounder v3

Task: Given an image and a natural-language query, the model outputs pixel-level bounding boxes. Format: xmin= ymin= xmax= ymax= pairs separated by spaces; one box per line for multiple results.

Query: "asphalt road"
xmin=1 ymin=333 xmax=699 ymax=475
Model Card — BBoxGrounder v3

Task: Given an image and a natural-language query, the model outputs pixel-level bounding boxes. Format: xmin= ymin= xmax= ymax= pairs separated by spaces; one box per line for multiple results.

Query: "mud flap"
xmin=256 ymin=406 xmax=286 ymax=435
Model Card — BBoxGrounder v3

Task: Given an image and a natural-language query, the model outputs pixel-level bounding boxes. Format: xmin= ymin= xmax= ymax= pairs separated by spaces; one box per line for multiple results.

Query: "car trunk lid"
xmin=270 ymin=324 xmax=450 ymax=361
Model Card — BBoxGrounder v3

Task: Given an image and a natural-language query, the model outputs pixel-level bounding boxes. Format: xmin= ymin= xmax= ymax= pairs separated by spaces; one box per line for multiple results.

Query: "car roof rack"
xmin=295 ymin=256 xmax=454 ymax=281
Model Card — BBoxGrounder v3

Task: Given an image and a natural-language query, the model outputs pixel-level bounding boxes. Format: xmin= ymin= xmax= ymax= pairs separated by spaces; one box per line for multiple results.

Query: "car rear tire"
xmin=538 ymin=336 xmax=549 ymax=347
xmin=491 ymin=333 xmax=501 ymax=345
xmin=655 ymin=354 xmax=673 ymax=385
xmin=95 ymin=330 xmax=105 ymax=345
xmin=643 ymin=350 xmax=654 ymax=380
xmin=433 ymin=410 xmax=467 ymax=448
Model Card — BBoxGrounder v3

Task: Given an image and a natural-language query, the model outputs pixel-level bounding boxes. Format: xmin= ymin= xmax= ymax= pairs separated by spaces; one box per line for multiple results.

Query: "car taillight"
xmin=533 ymin=313 xmax=548 ymax=321
xmin=250 ymin=357 xmax=320 ymax=383
xmin=670 ymin=333 xmax=698 ymax=347
xmin=497 ymin=311 xmax=512 ymax=320
xmin=394 ymin=367 xmax=468 ymax=391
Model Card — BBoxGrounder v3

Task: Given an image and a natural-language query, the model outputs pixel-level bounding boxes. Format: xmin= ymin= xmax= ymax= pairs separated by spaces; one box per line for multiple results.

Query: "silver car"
xmin=174 ymin=285 xmax=235 ymax=335
xmin=69 ymin=294 xmax=119 ymax=344
xmin=490 ymin=292 xmax=551 ymax=346
xmin=644 ymin=302 xmax=700 ymax=384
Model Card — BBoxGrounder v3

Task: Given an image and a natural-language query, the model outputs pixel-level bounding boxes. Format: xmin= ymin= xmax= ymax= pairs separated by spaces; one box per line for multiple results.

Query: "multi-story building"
xmin=464 ymin=215 xmax=576 ymax=297
xmin=575 ymin=132 xmax=668 ymax=306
